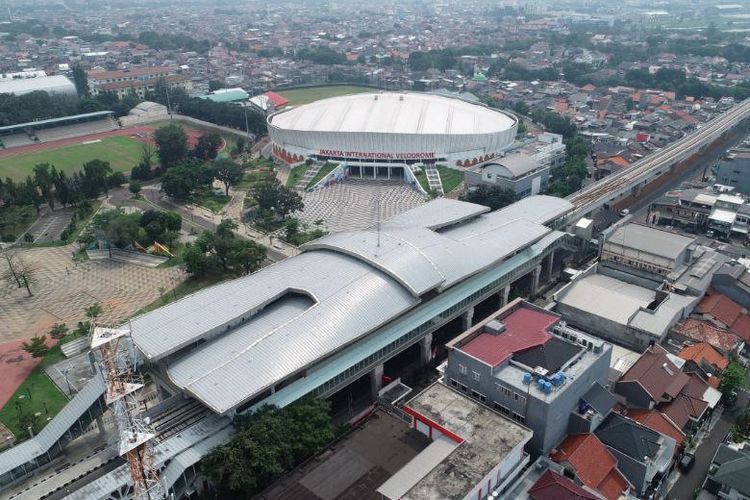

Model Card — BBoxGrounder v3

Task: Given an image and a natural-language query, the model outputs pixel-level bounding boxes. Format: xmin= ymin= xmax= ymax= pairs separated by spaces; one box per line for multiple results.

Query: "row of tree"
xmin=202 ymin=398 xmax=335 ymax=496
xmin=147 ymin=86 xmax=267 ymax=137
xmin=0 ymin=160 xmax=123 ymax=213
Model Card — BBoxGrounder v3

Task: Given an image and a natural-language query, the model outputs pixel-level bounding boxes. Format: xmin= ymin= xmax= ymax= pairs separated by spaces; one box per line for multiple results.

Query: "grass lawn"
xmin=0 ymin=346 xmax=69 ymax=442
xmin=0 ymin=136 xmax=144 ymax=181
xmin=286 ymin=164 xmax=307 ymax=188
xmin=307 ymin=162 xmax=338 ymax=189
xmin=414 ymin=169 xmax=430 ymax=193
xmin=194 ymin=191 xmax=231 ymax=213
xmin=437 ymin=166 xmax=464 ymax=193
xmin=277 ymin=85 xmax=375 ymax=106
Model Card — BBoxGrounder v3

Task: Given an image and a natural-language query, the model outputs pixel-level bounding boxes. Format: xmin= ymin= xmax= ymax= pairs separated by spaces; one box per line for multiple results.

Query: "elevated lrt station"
xmin=0 ymin=195 xmax=576 ymax=499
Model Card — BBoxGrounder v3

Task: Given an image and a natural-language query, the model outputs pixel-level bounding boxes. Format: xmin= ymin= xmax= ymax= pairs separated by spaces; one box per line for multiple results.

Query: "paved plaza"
xmin=298 ymin=180 xmax=426 ymax=233
xmin=0 ymin=244 xmax=185 ymax=343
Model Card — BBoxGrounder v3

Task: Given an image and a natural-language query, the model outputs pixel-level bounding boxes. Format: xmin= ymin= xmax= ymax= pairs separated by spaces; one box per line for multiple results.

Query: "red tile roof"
xmin=528 ymin=469 xmax=601 ymax=500
xmin=672 ymin=319 xmax=741 ymax=354
xmin=551 ymin=434 xmax=628 ymax=500
xmin=627 ymin=409 xmax=684 ymax=454
xmin=698 ymin=292 xmax=742 ymax=327
xmin=263 ymin=91 xmax=288 ymax=107
xmin=459 ymin=306 xmax=557 ymax=366
xmin=729 ymin=313 xmax=750 ymax=342
xmin=618 ymin=345 xmax=688 ymax=403
xmin=678 ymin=342 xmax=729 ymax=371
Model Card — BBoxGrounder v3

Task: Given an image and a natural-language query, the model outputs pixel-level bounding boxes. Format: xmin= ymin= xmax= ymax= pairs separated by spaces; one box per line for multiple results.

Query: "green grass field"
xmin=0 ymin=136 xmax=143 ymax=180
xmin=277 ymin=85 xmax=376 ymax=106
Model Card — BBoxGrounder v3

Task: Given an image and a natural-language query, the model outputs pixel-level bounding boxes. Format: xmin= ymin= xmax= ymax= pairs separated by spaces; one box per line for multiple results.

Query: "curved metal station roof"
xmin=130 ymin=196 xmax=573 ymax=414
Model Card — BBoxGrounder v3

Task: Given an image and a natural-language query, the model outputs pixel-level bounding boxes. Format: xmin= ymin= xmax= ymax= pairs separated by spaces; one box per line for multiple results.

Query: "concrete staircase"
xmin=423 ymin=164 xmax=444 ymax=195
xmin=295 ymin=162 xmax=323 ymax=191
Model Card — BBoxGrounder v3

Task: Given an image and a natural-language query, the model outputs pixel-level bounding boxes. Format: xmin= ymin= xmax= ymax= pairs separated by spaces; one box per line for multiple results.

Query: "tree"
xmin=48 ymin=323 xmax=69 ymax=340
xmin=22 ymin=336 xmax=49 ymax=358
xmin=85 ymin=303 xmax=103 ymax=322
xmin=251 ymin=182 xmax=304 ymax=219
xmin=81 ymin=159 xmax=113 ymax=198
xmin=229 ymin=239 xmax=266 ymax=275
xmin=33 ymin=163 xmax=56 ymax=210
xmin=720 ymin=362 xmax=746 ymax=395
xmin=160 ymin=160 xmax=215 ymax=200
xmin=72 ymin=64 xmax=90 ymax=97
xmin=213 ymin=159 xmax=243 ymax=195
xmin=129 ymin=180 xmax=142 ymax=197
xmin=233 ymin=137 xmax=246 ymax=156
xmin=202 ymin=398 xmax=335 ymax=496
xmin=154 ymin=124 xmax=188 ymax=169
xmin=182 ymin=243 xmax=210 ymax=276
xmin=208 ymin=79 xmax=223 ymax=92
xmin=460 ymin=185 xmax=517 ymax=211
xmin=194 ymin=133 xmax=223 ymax=160
xmin=3 ymin=254 xmax=37 ymax=297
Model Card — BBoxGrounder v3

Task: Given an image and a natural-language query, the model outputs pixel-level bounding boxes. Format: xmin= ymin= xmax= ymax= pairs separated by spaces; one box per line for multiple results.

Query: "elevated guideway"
xmin=567 ymin=99 xmax=750 ymax=221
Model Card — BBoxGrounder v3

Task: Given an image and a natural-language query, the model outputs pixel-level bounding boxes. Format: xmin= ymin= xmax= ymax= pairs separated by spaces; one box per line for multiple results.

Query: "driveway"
xmin=666 ymin=408 xmax=733 ymax=500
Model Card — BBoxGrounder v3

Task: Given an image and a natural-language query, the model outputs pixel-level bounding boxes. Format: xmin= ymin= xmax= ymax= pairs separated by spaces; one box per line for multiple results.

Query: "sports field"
xmin=278 ymin=85 xmax=376 ymax=106
xmin=0 ymin=135 xmax=143 ymax=180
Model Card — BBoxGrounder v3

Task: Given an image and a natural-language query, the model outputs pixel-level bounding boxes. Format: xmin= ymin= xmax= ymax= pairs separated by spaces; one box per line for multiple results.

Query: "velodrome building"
xmin=0 ymin=196 xmax=575 ymax=499
xmin=268 ymin=92 xmax=518 ymax=171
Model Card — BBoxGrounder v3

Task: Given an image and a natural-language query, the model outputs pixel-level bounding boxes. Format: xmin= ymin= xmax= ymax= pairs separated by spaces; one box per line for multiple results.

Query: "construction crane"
xmin=91 ymin=324 xmax=163 ymax=500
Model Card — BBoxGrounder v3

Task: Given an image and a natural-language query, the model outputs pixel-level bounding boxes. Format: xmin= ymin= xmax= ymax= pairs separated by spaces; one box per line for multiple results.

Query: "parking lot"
xmin=25 ymin=207 xmax=75 ymax=243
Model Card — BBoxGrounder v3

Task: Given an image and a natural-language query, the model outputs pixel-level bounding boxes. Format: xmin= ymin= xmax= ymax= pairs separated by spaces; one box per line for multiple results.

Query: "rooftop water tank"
xmin=523 ymin=372 xmax=533 ymax=385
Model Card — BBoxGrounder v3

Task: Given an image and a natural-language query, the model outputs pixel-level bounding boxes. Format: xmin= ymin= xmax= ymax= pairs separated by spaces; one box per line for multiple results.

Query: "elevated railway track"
xmin=567 ymin=99 xmax=750 ymax=221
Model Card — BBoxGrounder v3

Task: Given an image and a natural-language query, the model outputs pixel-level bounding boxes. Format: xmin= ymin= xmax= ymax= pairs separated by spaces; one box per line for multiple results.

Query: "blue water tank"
xmin=551 ymin=373 xmax=564 ymax=386
xmin=544 ymin=381 xmax=553 ymax=394
xmin=537 ymin=378 xmax=546 ymax=391
xmin=523 ymin=373 xmax=533 ymax=385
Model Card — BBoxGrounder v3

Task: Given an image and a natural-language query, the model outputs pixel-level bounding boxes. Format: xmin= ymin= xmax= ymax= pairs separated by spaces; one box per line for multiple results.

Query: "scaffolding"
xmin=91 ymin=324 xmax=164 ymax=500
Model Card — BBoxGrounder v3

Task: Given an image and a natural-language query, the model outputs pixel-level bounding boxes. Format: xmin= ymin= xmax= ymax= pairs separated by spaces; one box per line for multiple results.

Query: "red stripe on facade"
xmin=403 ymin=406 xmax=465 ymax=444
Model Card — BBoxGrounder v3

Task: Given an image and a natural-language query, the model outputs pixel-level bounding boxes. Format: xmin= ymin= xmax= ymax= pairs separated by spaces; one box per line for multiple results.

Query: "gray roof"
xmin=486 ymin=152 xmax=541 ymax=179
xmin=0 ymin=75 xmax=76 ymax=96
xmin=0 ymin=375 xmax=105 ymax=476
xmin=711 ymin=444 xmax=750 ymax=496
xmin=0 ymin=110 xmax=115 ymax=133
xmin=582 ymin=382 xmax=616 ymax=416
xmin=595 ymin=413 xmax=662 ymax=462
xmin=131 ymin=196 xmax=571 ymax=415
xmin=604 ymin=224 xmax=694 ymax=261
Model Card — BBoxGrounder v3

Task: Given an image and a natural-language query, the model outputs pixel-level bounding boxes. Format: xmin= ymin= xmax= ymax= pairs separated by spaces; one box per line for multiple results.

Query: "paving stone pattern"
xmin=298 ymin=179 xmax=426 ymax=233
xmin=0 ymin=244 xmax=185 ymax=342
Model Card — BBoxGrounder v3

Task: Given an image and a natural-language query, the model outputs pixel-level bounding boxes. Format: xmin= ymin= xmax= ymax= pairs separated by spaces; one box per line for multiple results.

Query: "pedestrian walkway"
xmin=298 ymin=179 xmax=426 ymax=232
xmin=296 ymin=162 xmax=322 ymax=191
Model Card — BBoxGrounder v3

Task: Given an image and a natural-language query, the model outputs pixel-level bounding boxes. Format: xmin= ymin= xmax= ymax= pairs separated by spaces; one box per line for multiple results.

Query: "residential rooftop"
xmin=388 ymin=382 xmax=532 ymax=500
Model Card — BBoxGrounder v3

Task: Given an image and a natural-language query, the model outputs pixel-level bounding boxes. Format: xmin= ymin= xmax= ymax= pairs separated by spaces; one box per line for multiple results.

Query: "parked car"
xmin=678 ymin=453 xmax=695 ymax=472
xmin=619 ymin=209 xmax=630 ymax=217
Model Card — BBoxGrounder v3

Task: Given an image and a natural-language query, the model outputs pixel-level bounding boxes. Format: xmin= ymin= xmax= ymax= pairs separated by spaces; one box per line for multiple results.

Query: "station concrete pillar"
xmin=531 ymin=265 xmax=542 ymax=297
xmin=546 ymin=250 xmax=555 ymax=282
xmin=462 ymin=306 xmax=474 ymax=331
xmin=370 ymin=363 xmax=384 ymax=399
xmin=373 ymin=166 xmax=377 ymax=179
xmin=95 ymin=415 xmax=105 ymax=434
xmin=420 ymin=332 xmax=433 ymax=366
xmin=500 ymin=284 xmax=511 ymax=308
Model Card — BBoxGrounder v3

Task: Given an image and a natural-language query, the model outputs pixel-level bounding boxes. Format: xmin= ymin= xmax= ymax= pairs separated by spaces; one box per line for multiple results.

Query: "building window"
xmin=472 ymin=371 xmax=481 ymax=382
xmin=514 ymin=393 xmax=526 ymax=405
xmin=496 ymin=383 xmax=512 ymax=397
xmin=493 ymin=402 xmax=510 ymax=415
xmin=460 ymin=384 xmax=468 ymax=393
xmin=472 ymin=390 xmax=487 ymax=402
xmin=512 ymin=412 xmax=526 ymax=424
xmin=458 ymin=364 xmax=467 ymax=375
xmin=450 ymin=378 xmax=458 ymax=388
